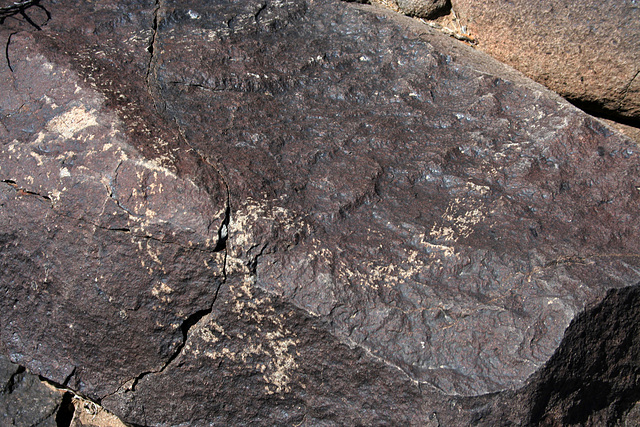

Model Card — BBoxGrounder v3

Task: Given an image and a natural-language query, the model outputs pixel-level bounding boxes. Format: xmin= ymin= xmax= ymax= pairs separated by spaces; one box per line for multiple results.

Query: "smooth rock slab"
xmin=1 ymin=0 xmax=640 ymax=424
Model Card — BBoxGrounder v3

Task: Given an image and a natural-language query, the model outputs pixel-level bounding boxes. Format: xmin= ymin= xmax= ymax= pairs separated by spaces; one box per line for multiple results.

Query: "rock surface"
xmin=449 ymin=0 xmax=640 ymax=124
xmin=1 ymin=0 xmax=229 ymax=402
xmin=1 ymin=0 xmax=640 ymax=425
xmin=437 ymin=284 xmax=640 ymax=426
xmin=0 ymin=354 xmax=66 ymax=427
xmin=370 ymin=0 xmax=450 ymax=19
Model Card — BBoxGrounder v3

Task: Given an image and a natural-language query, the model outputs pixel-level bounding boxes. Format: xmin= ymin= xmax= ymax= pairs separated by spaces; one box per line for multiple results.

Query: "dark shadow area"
xmin=567 ymin=98 xmax=640 ymax=130
xmin=55 ymin=392 xmax=75 ymax=427
xmin=526 ymin=284 xmax=640 ymax=425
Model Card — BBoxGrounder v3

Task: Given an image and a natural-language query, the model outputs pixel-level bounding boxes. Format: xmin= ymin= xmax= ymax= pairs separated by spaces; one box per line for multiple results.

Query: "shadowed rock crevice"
xmin=1 ymin=179 xmax=52 ymax=203
xmin=568 ymin=98 xmax=640 ymax=131
xmin=112 ymin=203 xmax=231 ymax=396
xmin=54 ymin=392 xmax=75 ymax=427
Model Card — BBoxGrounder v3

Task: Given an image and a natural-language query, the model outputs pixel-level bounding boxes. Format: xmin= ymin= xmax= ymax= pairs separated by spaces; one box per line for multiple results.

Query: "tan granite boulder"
xmin=370 ymin=0 xmax=450 ymax=18
xmin=450 ymin=0 xmax=640 ymax=122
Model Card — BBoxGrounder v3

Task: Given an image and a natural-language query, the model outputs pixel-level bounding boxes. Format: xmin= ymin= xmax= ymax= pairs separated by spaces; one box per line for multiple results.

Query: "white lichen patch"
xmin=229 ymin=275 xmax=276 ymax=325
xmin=418 ymin=233 xmax=456 ymax=258
xmin=151 ymin=281 xmax=173 ymax=303
xmin=49 ymin=189 xmax=62 ymax=201
xmin=261 ymin=333 xmax=298 ymax=394
xmin=190 ymin=277 xmax=301 ymax=395
xmin=429 ymin=182 xmax=488 ymax=242
xmin=198 ymin=329 xmax=300 ymax=395
xmin=133 ymin=157 xmax=177 ymax=179
xmin=145 ymin=241 xmax=163 ymax=265
xmin=29 ymin=151 xmax=44 ymax=166
xmin=46 ymin=106 xmax=99 ymax=139
xmin=229 ymin=198 xmax=309 ymax=252
xmin=465 ymin=181 xmax=490 ymax=195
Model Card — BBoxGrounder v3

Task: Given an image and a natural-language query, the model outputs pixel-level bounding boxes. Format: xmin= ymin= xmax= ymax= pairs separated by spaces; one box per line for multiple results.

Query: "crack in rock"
xmin=108 ymin=195 xmax=231 ymax=398
xmin=619 ymin=68 xmax=640 ymax=107
xmin=1 ymin=179 xmax=52 ymax=203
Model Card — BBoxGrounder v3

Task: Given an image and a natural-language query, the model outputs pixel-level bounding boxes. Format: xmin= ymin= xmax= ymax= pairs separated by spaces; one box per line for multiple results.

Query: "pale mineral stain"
xmin=133 ymin=157 xmax=177 ymax=179
xmin=29 ymin=151 xmax=44 ymax=166
xmin=430 ymin=188 xmax=487 ymax=242
xmin=46 ymin=106 xmax=99 ymax=139
xmin=151 ymin=281 xmax=173 ymax=303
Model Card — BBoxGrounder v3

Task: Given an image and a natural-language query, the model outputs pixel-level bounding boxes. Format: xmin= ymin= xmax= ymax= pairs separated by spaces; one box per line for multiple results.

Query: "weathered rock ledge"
xmin=1 ymin=0 xmax=640 ymax=425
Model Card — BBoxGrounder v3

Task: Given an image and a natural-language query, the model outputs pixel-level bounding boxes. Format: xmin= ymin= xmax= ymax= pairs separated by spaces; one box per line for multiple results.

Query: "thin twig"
xmin=5 ymin=30 xmax=15 ymax=71
xmin=0 ymin=1 xmax=37 ymax=20
xmin=0 ymin=0 xmax=50 ymax=29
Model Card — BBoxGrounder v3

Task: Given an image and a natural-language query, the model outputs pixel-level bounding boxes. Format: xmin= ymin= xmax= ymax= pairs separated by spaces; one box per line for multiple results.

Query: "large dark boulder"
xmin=370 ymin=0 xmax=450 ymax=19
xmin=1 ymin=0 xmax=640 ymax=424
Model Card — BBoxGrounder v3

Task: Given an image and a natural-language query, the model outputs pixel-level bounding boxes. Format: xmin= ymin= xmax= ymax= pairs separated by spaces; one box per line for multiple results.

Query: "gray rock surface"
xmin=0 ymin=355 xmax=65 ymax=427
xmin=1 ymin=0 xmax=640 ymax=424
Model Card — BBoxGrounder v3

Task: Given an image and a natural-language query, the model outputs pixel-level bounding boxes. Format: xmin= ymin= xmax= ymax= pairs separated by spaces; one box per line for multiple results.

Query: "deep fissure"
xmin=145 ymin=0 xmax=161 ymax=95
xmin=54 ymin=392 xmax=75 ymax=427
xmin=121 ymin=180 xmax=231 ymax=394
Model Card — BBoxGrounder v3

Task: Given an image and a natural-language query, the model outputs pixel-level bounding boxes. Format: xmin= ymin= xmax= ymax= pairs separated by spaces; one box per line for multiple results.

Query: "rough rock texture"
xmin=0 ymin=354 xmax=66 ymax=427
xmin=602 ymin=118 xmax=640 ymax=148
xmin=0 ymin=0 xmax=229 ymax=400
xmin=370 ymin=0 xmax=450 ymax=19
xmin=449 ymin=0 xmax=640 ymax=124
xmin=518 ymin=285 xmax=640 ymax=426
xmin=459 ymin=284 xmax=640 ymax=426
xmin=2 ymin=0 xmax=640 ymax=425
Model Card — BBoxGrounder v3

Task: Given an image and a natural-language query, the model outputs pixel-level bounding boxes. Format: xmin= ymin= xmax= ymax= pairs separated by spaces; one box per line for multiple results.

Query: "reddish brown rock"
xmin=0 ymin=1 xmax=228 ymax=400
xmin=1 ymin=0 xmax=640 ymax=425
xmin=450 ymin=0 xmax=640 ymax=124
